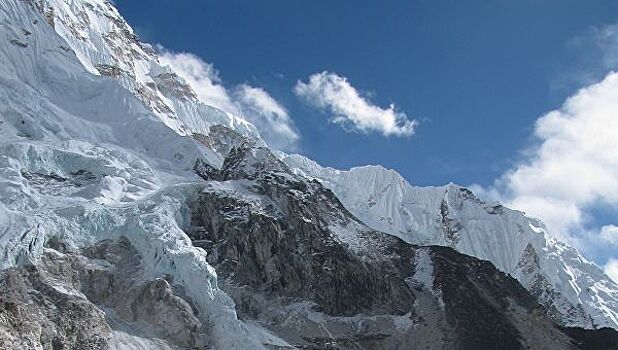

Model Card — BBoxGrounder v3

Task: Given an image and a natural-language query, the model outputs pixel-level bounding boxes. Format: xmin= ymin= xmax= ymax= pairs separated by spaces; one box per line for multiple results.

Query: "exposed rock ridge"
xmin=187 ymin=127 xmax=618 ymax=349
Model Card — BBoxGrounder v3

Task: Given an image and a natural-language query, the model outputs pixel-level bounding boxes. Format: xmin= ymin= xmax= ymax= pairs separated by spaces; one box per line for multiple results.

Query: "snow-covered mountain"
xmin=0 ymin=0 xmax=617 ymax=348
xmin=0 ymin=0 xmax=276 ymax=348
xmin=282 ymin=154 xmax=618 ymax=329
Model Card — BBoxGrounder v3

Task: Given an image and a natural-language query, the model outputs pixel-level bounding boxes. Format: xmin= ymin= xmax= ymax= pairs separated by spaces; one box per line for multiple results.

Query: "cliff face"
xmin=188 ymin=129 xmax=617 ymax=349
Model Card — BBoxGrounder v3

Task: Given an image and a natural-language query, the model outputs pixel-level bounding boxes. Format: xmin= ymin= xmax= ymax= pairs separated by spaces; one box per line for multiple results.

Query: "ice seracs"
xmin=0 ymin=0 xmax=290 ymax=348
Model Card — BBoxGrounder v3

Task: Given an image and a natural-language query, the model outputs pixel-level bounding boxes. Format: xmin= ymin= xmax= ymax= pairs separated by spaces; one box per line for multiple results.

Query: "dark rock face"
xmin=435 ymin=247 xmax=529 ymax=348
xmin=186 ymin=126 xmax=618 ymax=349
xmin=191 ymin=174 xmax=416 ymax=317
xmin=560 ymin=327 xmax=618 ymax=350
xmin=430 ymin=246 xmax=559 ymax=349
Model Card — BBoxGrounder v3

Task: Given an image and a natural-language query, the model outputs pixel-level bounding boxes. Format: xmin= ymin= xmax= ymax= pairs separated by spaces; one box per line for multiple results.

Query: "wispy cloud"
xmin=294 ymin=71 xmax=417 ymax=137
xmin=158 ymin=50 xmax=300 ymax=151
xmin=234 ymin=84 xmax=300 ymax=151
xmin=584 ymin=23 xmax=618 ymax=73
xmin=557 ymin=23 xmax=618 ymax=90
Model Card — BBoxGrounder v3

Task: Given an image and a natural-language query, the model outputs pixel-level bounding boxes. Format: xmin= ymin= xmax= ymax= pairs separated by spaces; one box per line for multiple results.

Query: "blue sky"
xmin=114 ymin=1 xmax=618 ymax=274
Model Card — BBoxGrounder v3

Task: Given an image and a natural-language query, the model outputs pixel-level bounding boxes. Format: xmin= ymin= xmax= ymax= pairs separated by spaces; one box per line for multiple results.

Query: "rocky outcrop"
xmin=95 ymin=64 xmax=123 ymax=78
xmin=0 ymin=264 xmax=111 ymax=349
xmin=187 ymin=128 xmax=618 ymax=349
xmin=152 ymin=72 xmax=198 ymax=101
xmin=194 ymin=124 xmax=252 ymax=157
xmin=9 ymin=39 xmax=28 ymax=48
xmin=191 ymin=180 xmax=416 ymax=317
xmin=0 ymin=237 xmax=207 ymax=349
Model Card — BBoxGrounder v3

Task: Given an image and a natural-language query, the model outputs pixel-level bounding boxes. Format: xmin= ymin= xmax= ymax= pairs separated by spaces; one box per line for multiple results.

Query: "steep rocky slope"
xmin=188 ymin=130 xmax=618 ymax=349
xmin=281 ymin=154 xmax=618 ymax=329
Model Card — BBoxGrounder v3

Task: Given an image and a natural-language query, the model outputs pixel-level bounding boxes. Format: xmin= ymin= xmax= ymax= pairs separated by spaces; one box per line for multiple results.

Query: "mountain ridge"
xmin=282 ymin=153 xmax=618 ymax=329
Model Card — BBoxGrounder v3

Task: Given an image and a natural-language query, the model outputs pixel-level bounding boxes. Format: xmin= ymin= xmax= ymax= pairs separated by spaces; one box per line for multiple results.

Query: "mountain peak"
xmin=282 ymin=154 xmax=618 ymax=329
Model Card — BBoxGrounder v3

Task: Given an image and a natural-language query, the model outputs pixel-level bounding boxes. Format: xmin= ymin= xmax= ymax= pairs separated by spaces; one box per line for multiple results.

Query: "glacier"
xmin=0 ymin=0 xmax=291 ymax=348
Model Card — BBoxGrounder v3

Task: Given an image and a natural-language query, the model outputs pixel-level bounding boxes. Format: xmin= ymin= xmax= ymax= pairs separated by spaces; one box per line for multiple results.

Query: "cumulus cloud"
xmin=157 ymin=50 xmax=299 ymax=150
xmin=478 ymin=71 xmax=618 ymax=246
xmin=606 ymin=259 xmax=618 ymax=284
xmin=294 ymin=71 xmax=417 ymax=137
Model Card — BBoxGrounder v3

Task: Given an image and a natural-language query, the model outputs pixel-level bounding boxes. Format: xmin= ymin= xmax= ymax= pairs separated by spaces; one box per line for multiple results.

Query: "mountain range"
xmin=0 ymin=0 xmax=617 ymax=348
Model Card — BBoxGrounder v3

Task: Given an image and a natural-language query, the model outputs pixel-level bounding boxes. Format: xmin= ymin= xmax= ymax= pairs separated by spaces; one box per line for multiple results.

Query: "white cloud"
xmin=605 ymin=259 xmax=618 ymax=284
xmin=158 ymin=51 xmax=236 ymax=113
xmin=480 ymin=71 xmax=618 ymax=245
xmin=234 ymin=84 xmax=300 ymax=151
xmin=157 ymin=50 xmax=299 ymax=150
xmin=601 ymin=225 xmax=618 ymax=246
xmin=294 ymin=71 xmax=417 ymax=137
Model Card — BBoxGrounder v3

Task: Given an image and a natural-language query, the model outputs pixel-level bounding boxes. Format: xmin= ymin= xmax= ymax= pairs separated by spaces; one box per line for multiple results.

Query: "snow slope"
xmin=282 ymin=154 xmax=618 ymax=329
xmin=34 ymin=0 xmax=257 ymax=138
